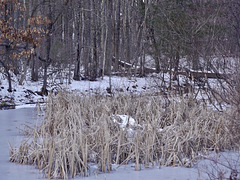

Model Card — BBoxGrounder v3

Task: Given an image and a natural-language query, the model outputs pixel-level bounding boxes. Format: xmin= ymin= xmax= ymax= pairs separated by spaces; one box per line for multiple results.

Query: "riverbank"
xmin=0 ymin=101 xmax=16 ymax=110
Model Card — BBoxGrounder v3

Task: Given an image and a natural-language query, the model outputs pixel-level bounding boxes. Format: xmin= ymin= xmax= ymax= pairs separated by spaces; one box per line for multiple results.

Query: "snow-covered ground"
xmin=0 ymin=73 xmax=163 ymax=106
xmin=0 ymin=72 xmax=209 ymax=108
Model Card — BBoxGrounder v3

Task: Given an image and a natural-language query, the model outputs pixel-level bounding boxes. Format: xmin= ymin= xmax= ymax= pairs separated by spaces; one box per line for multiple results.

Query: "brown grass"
xmin=9 ymin=92 xmax=238 ymax=179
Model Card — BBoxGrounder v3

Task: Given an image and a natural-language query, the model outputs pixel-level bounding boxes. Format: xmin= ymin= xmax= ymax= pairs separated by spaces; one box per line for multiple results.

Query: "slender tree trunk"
xmin=0 ymin=59 xmax=12 ymax=92
xmin=73 ymin=35 xmax=81 ymax=80
xmin=102 ymin=26 xmax=107 ymax=78
xmin=149 ymin=28 xmax=160 ymax=73
xmin=31 ymin=49 xmax=39 ymax=81
xmin=107 ymin=0 xmax=113 ymax=90
xmin=173 ymin=48 xmax=180 ymax=80
xmin=73 ymin=2 xmax=82 ymax=81
xmin=113 ymin=0 xmax=120 ymax=72
xmin=42 ymin=1 xmax=52 ymax=95
xmin=126 ymin=0 xmax=131 ymax=64
xmin=6 ymin=69 xmax=12 ymax=92
xmin=19 ymin=58 xmax=30 ymax=85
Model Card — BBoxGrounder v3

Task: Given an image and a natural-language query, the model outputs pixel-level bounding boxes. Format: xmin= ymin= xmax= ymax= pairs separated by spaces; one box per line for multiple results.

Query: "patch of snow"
xmin=15 ymin=104 xmax=37 ymax=109
xmin=112 ymin=114 xmax=139 ymax=139
xmin=113 ymin=115 xmax=136 ymax=130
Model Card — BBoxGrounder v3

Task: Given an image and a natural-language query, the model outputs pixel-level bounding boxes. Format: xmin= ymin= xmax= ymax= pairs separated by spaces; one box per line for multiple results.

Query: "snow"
xmin=0 ymin=73 xmax=45 ymax=106
xmin=112 ymin=115 xmax=136 ymax=130
xmin=68 ymin=76 xmax=152 ymax=95
xmin=112 ymin=115 xmax=139 ymax=139
xmin=0 ymin=74 xmax=157 ymax=106
xmin=0 ymin=61 xmax=236 ymax=110
xmin=15 ymin=104 xmax=37 ymax=109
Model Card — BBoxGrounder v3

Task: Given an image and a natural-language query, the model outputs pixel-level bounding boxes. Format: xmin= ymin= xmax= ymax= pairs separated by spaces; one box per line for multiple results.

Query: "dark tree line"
xmin=0 ymin=0 xmax=239 ymax=94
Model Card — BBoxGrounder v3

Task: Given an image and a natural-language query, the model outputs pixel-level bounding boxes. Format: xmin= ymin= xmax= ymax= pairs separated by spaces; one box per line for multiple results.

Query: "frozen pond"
xmin=0 ymin=108 xmax=47 ymax=180
xmin=0 ymin=107 xmax=215 ymax=180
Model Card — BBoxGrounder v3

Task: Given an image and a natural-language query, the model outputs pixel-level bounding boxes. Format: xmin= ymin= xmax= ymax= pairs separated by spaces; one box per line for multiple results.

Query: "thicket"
xmin=9 ymin=92 xmax=239 ymax=179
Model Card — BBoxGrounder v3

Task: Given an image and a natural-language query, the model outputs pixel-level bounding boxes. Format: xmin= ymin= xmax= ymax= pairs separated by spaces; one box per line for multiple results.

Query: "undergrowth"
xmin=9 ymin=92 xmax=239 ymax=179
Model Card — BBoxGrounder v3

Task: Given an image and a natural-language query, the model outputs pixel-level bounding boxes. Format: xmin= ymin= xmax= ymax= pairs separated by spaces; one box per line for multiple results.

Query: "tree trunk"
xmin=6 ymin=69 xmax=12 ymax=92
xmin=41 ymin=1 xmax=52 ymax=95
xmin=149 ymin=28 xmax=160 ymax=73
xmin=73 ymin=2 xmax=82 ymax=81
xmin=113 ymin=0 xmax=120 ymax=72
xmin=73 ymin=39 xmax=81 ymax=81
xmin=107 ymin=0 xmax=113 ymax=91
xmin=31 ymin=51 xmax=39 ymax=81
xmin=19 ymin=58 xmax=30 ymax=85
xmin=173 ymin=49 xmax=180 ymax=81
xmin=126 ymin=0 xmax=131 ymax=64
xmin=0 ymin=60 xmax=12 ymax=92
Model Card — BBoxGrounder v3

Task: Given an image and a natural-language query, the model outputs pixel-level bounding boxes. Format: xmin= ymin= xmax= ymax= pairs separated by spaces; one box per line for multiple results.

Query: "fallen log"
xmin=113 ymin=58 xmax=228 ymax=79
xmin=179 ymin=68 xmax=227 ymax=80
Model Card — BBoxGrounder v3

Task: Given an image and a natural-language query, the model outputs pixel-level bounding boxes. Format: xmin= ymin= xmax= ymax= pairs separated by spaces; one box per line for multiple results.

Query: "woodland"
xmin=1 ymin=0 xmax=240 ymax=179
xmin=0 ymin=0 xmax=239 ymax=94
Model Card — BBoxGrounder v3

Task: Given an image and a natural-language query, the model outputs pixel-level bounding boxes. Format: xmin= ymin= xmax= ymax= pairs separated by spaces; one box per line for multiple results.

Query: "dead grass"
xmin=9 ymin=92 xmax=238 ymax=179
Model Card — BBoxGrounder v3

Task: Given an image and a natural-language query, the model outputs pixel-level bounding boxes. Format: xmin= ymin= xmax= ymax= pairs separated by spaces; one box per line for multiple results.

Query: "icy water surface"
xmin=0 ymin=108 xmax=46 ymax=180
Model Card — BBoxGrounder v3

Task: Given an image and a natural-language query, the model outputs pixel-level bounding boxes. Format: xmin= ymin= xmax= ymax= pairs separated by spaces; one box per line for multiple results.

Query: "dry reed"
xmin=9 ymin=92 xmax=238 ymax=179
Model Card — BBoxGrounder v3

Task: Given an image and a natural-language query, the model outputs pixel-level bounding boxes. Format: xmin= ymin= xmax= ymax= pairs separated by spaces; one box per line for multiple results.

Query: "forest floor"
xmin=0 ymin=75 xmax=141 ymax=104
xmin=0 ymin=73 xmax=172 ymax=107
xmin=0 ymin=70 xmax=213 ymax=108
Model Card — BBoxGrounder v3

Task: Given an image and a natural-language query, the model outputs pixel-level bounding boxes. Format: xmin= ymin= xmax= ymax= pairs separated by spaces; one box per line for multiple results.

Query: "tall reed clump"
xmin=9 ymin=92 xmax=238 ymax=179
